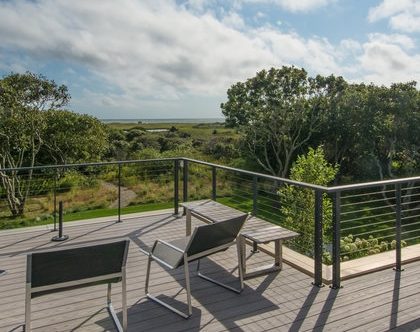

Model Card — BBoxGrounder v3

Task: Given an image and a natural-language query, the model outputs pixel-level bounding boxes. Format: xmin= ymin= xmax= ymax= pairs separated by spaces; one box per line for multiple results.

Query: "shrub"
xmin=323 ymin=234 xmax=408 ymax=264
xmin=57 ymin=170 xmax=98 ymax=193
xmin=278 ymin=146 xmax=339 ymax=256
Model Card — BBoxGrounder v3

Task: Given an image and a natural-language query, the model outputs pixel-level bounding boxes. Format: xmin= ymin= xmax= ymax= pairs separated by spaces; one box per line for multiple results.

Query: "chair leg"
xmin=197 ymin=245 xmax=244 ymax=293
xmin=122 ymin=267 xmax=127 ymax=331
xmin=25 ymin=283 xmax=31 ymax=332
xmin=236 ymin=240 xmax=244 ymax=291
xmin=107 ymin=283 xmax=125 ymax=332
xmin=183 ymin=254 xmax=192 ymax=317
xmin=145 ymin=256 xmax=192 ymax=319
xmin=145 ymin=254 xmax=152 ymax=294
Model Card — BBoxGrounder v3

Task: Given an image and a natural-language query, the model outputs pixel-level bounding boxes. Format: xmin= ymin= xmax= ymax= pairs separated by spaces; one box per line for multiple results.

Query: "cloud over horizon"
xmin=0 ymin=0 xmax=418 ymax=117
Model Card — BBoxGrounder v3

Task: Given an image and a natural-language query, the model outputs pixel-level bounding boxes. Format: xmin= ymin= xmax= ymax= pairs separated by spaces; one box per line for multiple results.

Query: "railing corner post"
xmin=331 ymin=191 xmax=342 ymax=289
xmin=394 ymin=183 xmax=403 ymax=272
xmin=174 ymin=159 xmax=179 ymax=215
xmin=252 ymin=176 xmax=258 ymax=216
xmin=313 ymin=190 xmax=324 ymax=287
xmin=53 ymin=168 xmax=58 ymax=231
xmin=212 ymin=166 xmax=217 ymax=201
xmin=183 ymin=160 xmax=189 ymax=204
xmin=117 ymin=163 xmax=122 ymax=223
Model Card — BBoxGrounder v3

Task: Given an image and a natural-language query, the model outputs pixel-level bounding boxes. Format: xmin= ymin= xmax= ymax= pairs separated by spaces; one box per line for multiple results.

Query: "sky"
xmin=0 ymin=0 xmax=419 ymax=119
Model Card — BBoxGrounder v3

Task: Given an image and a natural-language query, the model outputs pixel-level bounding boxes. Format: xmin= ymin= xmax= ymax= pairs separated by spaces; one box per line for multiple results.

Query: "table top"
xmin=241 ymin=225 xmax=299 ymax=243
xmin=181 ymin=200 xmax=299 ymax=242
xmin=181 ymin=200 xmax=247 ymax=223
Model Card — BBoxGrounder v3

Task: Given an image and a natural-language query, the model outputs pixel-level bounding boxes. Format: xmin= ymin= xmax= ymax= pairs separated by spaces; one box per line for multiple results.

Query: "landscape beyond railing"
xmin=1 ymin=158 xmax=420 ymax=288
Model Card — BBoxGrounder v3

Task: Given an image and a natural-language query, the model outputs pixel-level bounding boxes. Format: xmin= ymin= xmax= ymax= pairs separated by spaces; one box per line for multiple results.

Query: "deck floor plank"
xmin=0 ymin=212 xmax=419 ymax=331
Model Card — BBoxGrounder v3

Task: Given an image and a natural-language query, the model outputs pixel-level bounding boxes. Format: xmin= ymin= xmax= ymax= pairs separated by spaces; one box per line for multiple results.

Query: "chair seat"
xmin=146 ymin=213 xmax=249 ymax=318
xmin=152 ymin=237 xmax=190 ymax=268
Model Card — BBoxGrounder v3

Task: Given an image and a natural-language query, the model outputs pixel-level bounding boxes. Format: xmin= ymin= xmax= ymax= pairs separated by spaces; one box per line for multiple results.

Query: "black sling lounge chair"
xmin=145 ymin=213 xmax=249 ymax=318
xmin=25 ymin=239 xmax=130 ymax=332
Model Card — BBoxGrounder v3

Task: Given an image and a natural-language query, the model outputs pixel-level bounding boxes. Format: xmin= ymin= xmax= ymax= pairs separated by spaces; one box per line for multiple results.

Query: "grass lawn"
xmin=0 ymin=201 xmax=174 ymax=229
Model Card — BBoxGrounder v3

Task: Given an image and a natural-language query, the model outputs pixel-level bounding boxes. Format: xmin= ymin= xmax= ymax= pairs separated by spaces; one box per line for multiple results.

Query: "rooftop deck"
xmin=1 ymin=211 xmax=419 ymax=331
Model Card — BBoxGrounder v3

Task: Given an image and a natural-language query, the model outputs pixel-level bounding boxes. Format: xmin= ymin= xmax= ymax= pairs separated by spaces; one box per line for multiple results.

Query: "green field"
xmin=107 ymin=121 xmax=238 ymax=140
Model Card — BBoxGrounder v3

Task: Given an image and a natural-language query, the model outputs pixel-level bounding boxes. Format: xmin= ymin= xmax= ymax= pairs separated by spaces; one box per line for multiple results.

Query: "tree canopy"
xmin=0 ymin=72 xmax=107 ymax=217
xmin=221 ymin=66 xmax=347 ymax=177
xmin=221 ymin=66 xmax=420 ymax=183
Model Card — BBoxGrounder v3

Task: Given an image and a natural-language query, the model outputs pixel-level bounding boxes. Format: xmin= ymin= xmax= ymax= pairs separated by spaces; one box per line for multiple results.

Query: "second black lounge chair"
xmin=145 ymin=213 xmax=249 ymax=318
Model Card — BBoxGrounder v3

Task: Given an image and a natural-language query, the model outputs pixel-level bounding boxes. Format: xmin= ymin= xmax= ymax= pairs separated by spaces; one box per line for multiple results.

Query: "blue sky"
xmin=0 ymin=0 xmax=419 ymax=119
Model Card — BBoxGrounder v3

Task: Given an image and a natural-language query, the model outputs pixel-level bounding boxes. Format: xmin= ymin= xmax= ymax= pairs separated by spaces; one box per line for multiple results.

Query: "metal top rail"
xmin=327 ymin=175 xmax=420 ymax=193
xmin=0 ymin=158 xmax=178 ymax=173
xmin=182 ymin=158 xmax=328 ymax=191
xmin=2 ymin=156 xmax=420 ymax=193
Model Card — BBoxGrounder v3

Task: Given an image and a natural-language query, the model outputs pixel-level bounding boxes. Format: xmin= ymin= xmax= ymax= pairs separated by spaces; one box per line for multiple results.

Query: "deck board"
xmin=0 ymin=211 xmax=419 ymax=331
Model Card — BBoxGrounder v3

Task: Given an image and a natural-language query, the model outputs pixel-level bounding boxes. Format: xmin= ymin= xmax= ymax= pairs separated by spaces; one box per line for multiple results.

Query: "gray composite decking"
xmin=0 ymin=211 xmax=419 ymax=331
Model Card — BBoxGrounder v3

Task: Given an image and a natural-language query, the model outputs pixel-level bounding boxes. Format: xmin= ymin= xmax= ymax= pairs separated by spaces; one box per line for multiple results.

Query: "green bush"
xmin=322 ymin=234 xmax=408 ymax=264
xmin=278 ymin=146 xmax=339 ymax=256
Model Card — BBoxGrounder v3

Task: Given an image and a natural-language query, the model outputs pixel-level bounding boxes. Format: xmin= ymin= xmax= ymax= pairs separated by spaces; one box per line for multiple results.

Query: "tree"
xmin=221 ymin=66 xmax=346 ymax=178
xmin=0 ymin=72 xmax=69 ymax=217
xmin=322 ymin=82 xmax=420 ymax=182
xmin=318 ymin=83 xmax=371 ymax=181
xmin=368 ymin=82 xmax=420 ymax=180
xmin=278 ymin=146 xmax=339 ymax=256
xmin=0 ymin=72 xmax=108 ymax=218
xmin=39 ymin=110 xmax=108 ymax=165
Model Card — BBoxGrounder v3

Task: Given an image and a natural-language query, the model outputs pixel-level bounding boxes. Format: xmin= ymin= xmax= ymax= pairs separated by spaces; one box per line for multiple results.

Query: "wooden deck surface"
xmin=0 ymin=211 xmax=419 ymax=331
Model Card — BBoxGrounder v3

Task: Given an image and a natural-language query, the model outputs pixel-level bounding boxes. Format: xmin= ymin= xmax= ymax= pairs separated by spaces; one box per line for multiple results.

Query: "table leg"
xmin=240 ymin=235 xmax=246 ymax=275
xmin=186 ymin=209 xmax=192 ymax=236
xmin=251 ymin=241 xmax=259 ymax=253
xmin=274 ymin=239 xmax=282 ymax=270
xmin=236 ymin=240 xmax=244 ymax=290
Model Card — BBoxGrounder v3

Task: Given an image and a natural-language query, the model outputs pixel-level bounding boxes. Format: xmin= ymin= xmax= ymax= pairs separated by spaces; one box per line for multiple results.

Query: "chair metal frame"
xmin=145 ymin=215 xmax=248 ymax=319
xmin=24 ymin=240 xmax=129 ymax=332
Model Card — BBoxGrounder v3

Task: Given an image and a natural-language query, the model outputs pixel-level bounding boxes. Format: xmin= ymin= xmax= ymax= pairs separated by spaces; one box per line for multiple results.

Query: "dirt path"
xmin=101 ymin=182 xmax=137 ymax=208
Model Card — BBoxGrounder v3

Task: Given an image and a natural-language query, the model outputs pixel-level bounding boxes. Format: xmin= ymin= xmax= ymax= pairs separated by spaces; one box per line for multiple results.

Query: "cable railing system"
xmin=1 ymin=157 xmax=420 ymax=288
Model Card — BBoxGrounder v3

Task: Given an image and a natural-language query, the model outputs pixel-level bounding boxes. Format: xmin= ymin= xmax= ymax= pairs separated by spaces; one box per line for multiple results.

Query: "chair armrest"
xmin=152 ymin=239 xmax=185 ymax=254
xmin=150 ymin=239 xmax=186 ymax=269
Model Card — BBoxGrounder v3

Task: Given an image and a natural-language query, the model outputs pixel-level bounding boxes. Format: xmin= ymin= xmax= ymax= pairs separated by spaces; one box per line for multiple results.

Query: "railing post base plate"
xmin=329 ymin=284 xmax=342 ymax=289
xmin=311 ymin=282 xmax=324 ymax=288
xmin=51 ymin=235 xmax=69 ymax=242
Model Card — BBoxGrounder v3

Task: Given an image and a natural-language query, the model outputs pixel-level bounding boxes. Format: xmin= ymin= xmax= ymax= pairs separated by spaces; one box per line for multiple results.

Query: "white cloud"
xmin=221 ymin=11 xmax=246 ymax=30
xmin=368 ymin=0 xmax=413 ymax=21
xmin=255 ymin=11 xmax=266 ymax=20
xmin=358 ymin=33 xmax=420 ymax=85
xmin=183 ymin=0 xmax=335 ymax=13
xmin=0 ymin=0 xmax=349 ymax=101
xmin=272 ymin=0 xmax=334 ymax=12
xmin=367 ymin=33 xmax=415 ymax=50
xmin=389 ymin=12 xmax=420 ymax=33
xmin=241 ymin=0 xmax=335 ymax=12
xmin=0 ymin=0 xmax=418 ymax=119
xmin=368 ymin=0 xmax=420 ymax=33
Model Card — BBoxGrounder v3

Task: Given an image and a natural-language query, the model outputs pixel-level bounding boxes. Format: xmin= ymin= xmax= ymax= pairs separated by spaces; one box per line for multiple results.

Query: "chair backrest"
xmin=27 ymin=239 xmax=129 ymax=298
xmin=186 ymin=213 xmax=248 ymax=258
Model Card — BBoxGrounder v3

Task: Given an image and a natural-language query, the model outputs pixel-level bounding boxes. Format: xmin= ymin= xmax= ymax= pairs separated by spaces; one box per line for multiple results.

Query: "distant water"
xmin=101 ymin=118 xmax=225 ymax=124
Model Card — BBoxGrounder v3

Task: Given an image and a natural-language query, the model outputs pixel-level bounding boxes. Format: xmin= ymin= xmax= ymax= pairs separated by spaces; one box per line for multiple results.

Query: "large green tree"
xmin=39 ymin=109 xmax=108 ymax=165
xmin=321 ymin=82 xmax=420 ymax=182
xmin=0 ymin=72 xmax=108 ymax=217
xmin=0 ymin=72 xmax=69 ymax=217
xmin=221 ymin=66 xmax=346 ymax=177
